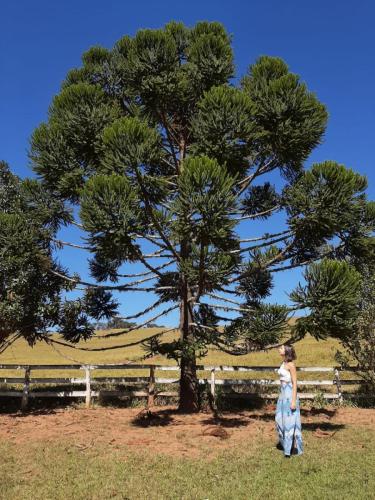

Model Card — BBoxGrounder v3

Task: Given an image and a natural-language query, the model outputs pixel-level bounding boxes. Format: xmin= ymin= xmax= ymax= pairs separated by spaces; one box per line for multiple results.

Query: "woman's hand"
xmin=290 ymin=401 xmax=296 ymax=411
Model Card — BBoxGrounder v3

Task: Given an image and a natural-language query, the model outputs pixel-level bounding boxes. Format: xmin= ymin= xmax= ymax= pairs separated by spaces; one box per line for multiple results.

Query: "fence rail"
xmin=0 ymin=363 xmax=368 ymax=410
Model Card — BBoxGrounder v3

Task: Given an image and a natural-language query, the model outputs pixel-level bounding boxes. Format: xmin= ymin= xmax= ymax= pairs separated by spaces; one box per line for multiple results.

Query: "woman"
xmin=275 ymin=344 xmax=303 ymax=457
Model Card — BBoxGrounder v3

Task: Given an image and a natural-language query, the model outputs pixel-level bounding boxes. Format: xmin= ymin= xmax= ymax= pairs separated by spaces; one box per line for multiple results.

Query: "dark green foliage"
xmin=0 ymin=211 xmax=67 ymax=345
xmin=191 ymin=86 xmax=258 ymax=176
xmin=219 ymin=304 xmax=289 ymax=352
xmin=0 ymin=160 xmax=20 ymax=211
xmin=171 ymin=156 xmax=238 ymax=244
xmin=155 ymin=272 xmax=181 ymax=302
xmin=195 ymin=304 xmax=220 ymax=328
xmin=30 ymin=84 xmax=121 ymax=201
xmin=335 ymin=264 xmax=375 ymax=389
xmin=236 ymin=262 xmax=273 ymax=304
xmin=242 ymin=183 xmax=280 ymax=218
xmin=0 ymin=161 xmax=117 ymax=347
xmin=100 ymin=117 xmax=165 ymax=177
xmin=242 ymin=56 xmax=328 ymax=179
xmin=290 ymin=259 xmax=362 ymax=340
xmin=0 ymin=162 xmax=73 ymax=345
xmin=89 ymin=256 xmax=123 ymax=283
xmin=0 ymin=161 xmax=71 ymax=230
xmin=283 ymin=161 xmax=372 ymax=262
xmin=80 ymin=174 xmax=143 ymax=271
xmin=58 ymin=301 xmax=94 ymax=343
xmin=83 ymin=289 xmax=119 ymax=321
xmin=63 ymin=46 xmax=112 ymax=90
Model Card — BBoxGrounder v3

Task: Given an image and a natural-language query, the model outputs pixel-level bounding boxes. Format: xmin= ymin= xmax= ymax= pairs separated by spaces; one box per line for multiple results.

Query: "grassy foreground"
xmin=1 ymin=426 xmax=373 ymax=500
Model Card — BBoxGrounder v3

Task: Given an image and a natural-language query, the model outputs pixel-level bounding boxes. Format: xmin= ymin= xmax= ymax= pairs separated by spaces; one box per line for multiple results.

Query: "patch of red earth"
xmin=1 ymin=405 xmax=374 ymax=459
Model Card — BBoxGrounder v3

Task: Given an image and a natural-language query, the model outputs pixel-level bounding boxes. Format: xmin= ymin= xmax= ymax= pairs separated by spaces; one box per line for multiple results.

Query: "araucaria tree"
xmin=1 ymin=22 xmax=374 ymax=412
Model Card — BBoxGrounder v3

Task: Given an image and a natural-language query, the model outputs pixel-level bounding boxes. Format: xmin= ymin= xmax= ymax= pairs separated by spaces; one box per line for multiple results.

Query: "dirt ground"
xmin=1 ymin=404 xmax=374 ymax=459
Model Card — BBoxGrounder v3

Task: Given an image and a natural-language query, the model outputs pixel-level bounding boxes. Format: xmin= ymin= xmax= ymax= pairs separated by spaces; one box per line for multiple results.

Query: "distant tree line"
xmin=94 ymin=317 xmax=165 ymax=330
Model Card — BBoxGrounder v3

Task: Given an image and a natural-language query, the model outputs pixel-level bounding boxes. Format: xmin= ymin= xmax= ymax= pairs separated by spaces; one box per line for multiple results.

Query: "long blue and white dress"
xmin=275 ymin=361 xmax=303 ymax=456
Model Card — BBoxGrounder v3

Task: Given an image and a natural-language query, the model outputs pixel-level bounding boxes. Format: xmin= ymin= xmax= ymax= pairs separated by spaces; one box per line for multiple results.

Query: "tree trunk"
xmin=178 ymin=286 xmax=199 ymax=412
xmin=177 ymin=144 xmax=199 ymax=412
xmin=179 ymin=359 xmax=199 ymax=412
xmin=178 ymin=241 xmax=199 ymax=412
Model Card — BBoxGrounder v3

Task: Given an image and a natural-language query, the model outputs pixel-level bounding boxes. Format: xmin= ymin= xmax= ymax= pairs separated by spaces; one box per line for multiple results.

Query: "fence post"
xmin=85 ymin=366 xmax=92 ymax=408
xmin=334 ymin=368 xmax=343 ymax=403
xmin=21 ymin=366 xmax=31 ymax=412
xmin=210 ymin=368 xmax=216 ymax=397
xmin=148 ymin=365 xmax=155 ymax=408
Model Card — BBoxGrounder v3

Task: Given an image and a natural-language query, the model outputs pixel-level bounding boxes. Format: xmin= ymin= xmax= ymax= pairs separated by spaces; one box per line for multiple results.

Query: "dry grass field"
xmin=0 ymin=329 xmax=345 ymax=389
xmin=0 ymin=328 xmax=341 ymax=369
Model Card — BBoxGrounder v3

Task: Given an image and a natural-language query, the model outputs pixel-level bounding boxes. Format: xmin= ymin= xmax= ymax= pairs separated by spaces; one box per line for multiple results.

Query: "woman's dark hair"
xmin=284 ymin=344 xmax=297 ymax=362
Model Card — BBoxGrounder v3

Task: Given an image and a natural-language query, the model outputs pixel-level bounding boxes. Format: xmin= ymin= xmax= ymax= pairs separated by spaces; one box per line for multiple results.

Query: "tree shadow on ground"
xmin=302 ymin=407 xmax=337 ymax=417
xmin=0 ymin=394 xmax=348 ymax=438
xmin=200 ymin=415 xmax=251 ymax=427
xmin=129 ymin=405 xmax=346 ymax=435
xmin=216 ymin=393 xmax=266 ymax=411
xmin=129 ymin=406 xmax=252 ymax=429
xmin=241 ymin=407 xmax=345 ymax=433
xmin=0 ymin=397 xmax=78 ymax=417
xmin=302 ymin=421 xmax=345 ymax=432
xmin=131 ymin=408 xmax=175 ymax=427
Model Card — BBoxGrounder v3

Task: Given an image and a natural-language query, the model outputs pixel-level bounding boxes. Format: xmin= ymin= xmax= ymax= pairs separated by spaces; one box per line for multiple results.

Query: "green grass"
xmin=0 ymin=426 xmax=373 ymax=500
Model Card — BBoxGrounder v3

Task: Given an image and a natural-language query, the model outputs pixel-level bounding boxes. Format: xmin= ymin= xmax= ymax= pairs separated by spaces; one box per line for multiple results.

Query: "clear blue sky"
xmin=1 ymin=0 xmax=374 ymax=327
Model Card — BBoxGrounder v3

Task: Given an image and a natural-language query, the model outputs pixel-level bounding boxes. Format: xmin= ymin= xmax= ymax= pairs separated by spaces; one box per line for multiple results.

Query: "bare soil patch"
xmin=1 ymin=404 xmax=374 ymax=459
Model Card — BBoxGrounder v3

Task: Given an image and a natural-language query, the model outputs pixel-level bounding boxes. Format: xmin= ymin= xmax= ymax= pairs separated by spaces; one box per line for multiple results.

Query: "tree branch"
xmin=264 ymin=240 xmax=294 ymax=268
xmin=269 ymin=243 xmax=346 ymax=273
xmin=117 ymin=297 xmax=168 ymax=320
xmin=52 ymin=239 xmax=90 ymax=250
xmin=234 ymin=157 xmax=276 ymax=198
xmin=117 ymin=259 xmax=175 ymax=278
xmin=211 ymin=337 xmax=297 ymax=356
xmin=206 ymin=292 xmax=244 ymax=306
xmin=49 ymin=269 xmax=176 ymax=292
xmin=160 ymin=111 xmax=179 ymax=171
xmin=71 ymin=220 xmax=84 ymax=230
xmin=232 ymin=205 xmax=280 ymax=221
xmin=134 ymin=167 xmax=180 ymax=261
xmin=197 ymin=302 xmax=254 ymax=313
xmin=238 ymin=230 xmax=291 ymax=243
xmin=133 ymin=249 xmax=170 ymax=280
xmin=195 ymin=241 xmax=206 ymax=302
xmin=0 ymin=332 xmax=22 ymax=355
xmin=101 ymin=304 xmax=179 ymax=338
xmin=44 ymin=327 xmax=177 ymax=352
xmin=229 ymin=234 xmax=290 ymax=255
xmin=134 ymin=234 xmax=168 ymax=250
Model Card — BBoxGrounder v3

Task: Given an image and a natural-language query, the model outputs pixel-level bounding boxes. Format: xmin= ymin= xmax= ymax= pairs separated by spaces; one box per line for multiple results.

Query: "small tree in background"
xmin=335 ymin=264 xmax=375 ymax=390
xmin=1 ymin=22 xmax=374 ymax=412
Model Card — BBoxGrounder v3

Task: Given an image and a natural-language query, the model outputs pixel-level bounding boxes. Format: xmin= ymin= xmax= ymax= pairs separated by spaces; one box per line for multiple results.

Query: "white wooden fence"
xmin=0 ymin=363 xmax=365 ymax=410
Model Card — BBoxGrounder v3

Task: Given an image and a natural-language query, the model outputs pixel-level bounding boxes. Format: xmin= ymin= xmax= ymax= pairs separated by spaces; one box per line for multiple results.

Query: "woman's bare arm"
xmin=288 ymin=362 xmax=297 ymax=410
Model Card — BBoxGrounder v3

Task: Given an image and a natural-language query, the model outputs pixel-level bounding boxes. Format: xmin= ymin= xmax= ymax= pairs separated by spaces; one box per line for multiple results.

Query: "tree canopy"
xmin=1 ymin=21 xmax=374 ymax=411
